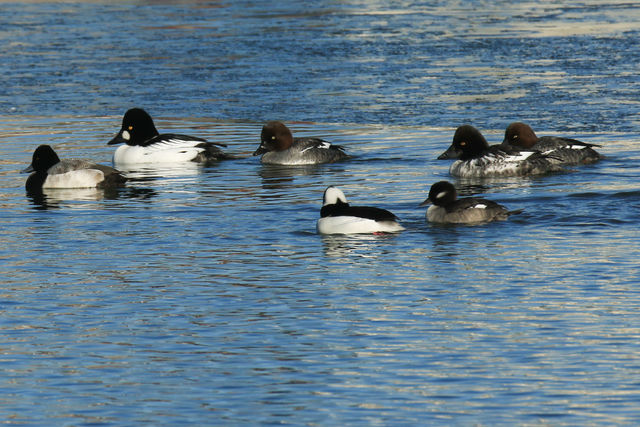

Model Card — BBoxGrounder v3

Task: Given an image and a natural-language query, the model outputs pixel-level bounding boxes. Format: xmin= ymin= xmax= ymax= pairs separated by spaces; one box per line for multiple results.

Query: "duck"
xmin=421 ymin=181 xmax=521 ymax=224
xmin=108 ymin=108 xmax=229 ymax=164
xmin=317 ymin=186 xmax=404 ymax=234
xmin=254 ymin=121 xmax=349 ymax=165
xmin=23 ymin=145 xmax=126 ymax=192
xmin=501 ymin=122 xmax=602 ymax=165
xmin=438 ymin=125 xmax=563 ymax=178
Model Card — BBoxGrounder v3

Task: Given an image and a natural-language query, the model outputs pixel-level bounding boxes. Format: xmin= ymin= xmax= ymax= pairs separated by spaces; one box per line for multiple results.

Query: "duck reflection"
xmin=116 ymin=162 xmax=202 ymax=182
xmin=321 ymin=233 xmax=401 ymax=259
xmin=27 ymin=186 xmax=157 ymax=210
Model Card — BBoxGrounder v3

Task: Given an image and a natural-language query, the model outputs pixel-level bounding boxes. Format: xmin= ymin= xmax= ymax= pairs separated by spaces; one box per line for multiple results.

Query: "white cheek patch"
xmin=122 ymin=130 xmax=130 ymax=141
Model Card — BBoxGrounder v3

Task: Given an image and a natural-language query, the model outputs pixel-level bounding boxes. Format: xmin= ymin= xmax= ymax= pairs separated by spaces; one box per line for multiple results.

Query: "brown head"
xmin=254 ymin=121 xmax=294 ymax=155
xmin=503 ymin=122 xmax=539 ymax=149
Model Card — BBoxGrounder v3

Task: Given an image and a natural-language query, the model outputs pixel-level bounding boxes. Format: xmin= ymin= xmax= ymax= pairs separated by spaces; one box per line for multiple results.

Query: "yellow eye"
xmin=128 ymin=125 xmax=133 ymax=131
xmin=271 ymin=136 xmax=276 ymax=140
xmin=513 ymin=135 xmax=518 ymax=140
xmin=460 ymin=141 xmax=466 ymax=146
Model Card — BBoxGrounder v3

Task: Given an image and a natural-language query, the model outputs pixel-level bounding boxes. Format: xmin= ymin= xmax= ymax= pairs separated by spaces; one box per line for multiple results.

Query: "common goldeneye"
xmin=317 ymin=186 xmax=404 ymax=234
xmin=421 ymin=181 xmax=521 ymax=224
xmin=438 ymin=125 xmax=562 ymax=178
xmin=23 ymin=145 xmax=126 ymax=192
xmin=501 ymin=122 xmax=602 ymax=165
xmin=254 ymin=121 xmax=349 ymax=165
xmin=108 ymin=108 xmax=229 ymax=164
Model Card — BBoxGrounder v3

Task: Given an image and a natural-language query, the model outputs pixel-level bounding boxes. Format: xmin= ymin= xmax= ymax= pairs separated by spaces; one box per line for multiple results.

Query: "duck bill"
xmin=419 ymin=197 xmax=432 ymax=207
xmin=437 ymin=144 xmax=462 ymax=160
xmin=108 ymin=132 xmax=126 ymax=145
xmin=253 ymin=145 xmax=267 ymax=156
xmin=22 ymin=165 xmax=34 ymax=173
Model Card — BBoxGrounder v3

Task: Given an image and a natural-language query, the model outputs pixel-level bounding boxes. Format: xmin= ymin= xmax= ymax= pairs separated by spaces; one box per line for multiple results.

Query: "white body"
xmin=317 ymin=216 xmax=405 ymax=235
xmin=113 ymin=139 xmax=205 ymax=164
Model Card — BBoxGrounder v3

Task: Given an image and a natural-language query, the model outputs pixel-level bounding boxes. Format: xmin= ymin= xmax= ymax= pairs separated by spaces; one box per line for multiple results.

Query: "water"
xmin=1 ymin=1 xmax=640 ymax=425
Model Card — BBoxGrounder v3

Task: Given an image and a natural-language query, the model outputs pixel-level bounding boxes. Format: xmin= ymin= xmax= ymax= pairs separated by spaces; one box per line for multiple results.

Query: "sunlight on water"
xmin=1 ymin=0 xmax=640 ymax=425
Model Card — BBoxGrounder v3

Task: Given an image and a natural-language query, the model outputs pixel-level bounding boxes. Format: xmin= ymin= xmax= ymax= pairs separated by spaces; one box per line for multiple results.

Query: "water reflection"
xmin=321 ymin=233 xmax=402 ymax=259
xmin=257 ymin=163 xmax=348 ymax=191
xmin=26 ymin=186 xmax=158 ymax=210
xmin=116 ymin=162 xmax=203 ymax=181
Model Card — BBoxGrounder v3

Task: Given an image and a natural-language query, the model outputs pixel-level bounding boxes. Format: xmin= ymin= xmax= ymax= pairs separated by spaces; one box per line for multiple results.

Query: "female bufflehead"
xmin=24 ymin=144 xmax=126 ymax=192
xmin=501 ymin=122 xmax=602 ymax=165
xmin=108 ymin=108 xmax=229 ymax=164
xmin=317 ymin=186 xmax=404 ymax=234
xmin=254 ymin=121 xmax=349 ymax=165
xmin=438 ymin=125 xmax=562 ymax=178
xmin=421 ymin=181 xmax=521 ymax=224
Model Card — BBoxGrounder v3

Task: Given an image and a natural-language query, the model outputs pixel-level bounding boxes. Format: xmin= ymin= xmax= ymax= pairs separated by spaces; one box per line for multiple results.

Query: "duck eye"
xmin=460 ymin=141 xmax=466 ymax=146
xmin=271 ymin=136 xmax=276 ymax=140
xmin=128 ymin=126 xmax=133 ymax=131
xmin=512 ymin=134 xmax=518 ymax=140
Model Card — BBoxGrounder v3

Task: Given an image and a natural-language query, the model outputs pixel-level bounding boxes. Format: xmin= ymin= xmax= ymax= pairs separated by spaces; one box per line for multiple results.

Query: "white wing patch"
xmin=142 ymin=138 xmax=204 ymax=155
xmin=472 ymin=204 xmax=487 ymax=209
xmin=504 ymin=151 xmax=535 ymax=162
xmin=300 ymin=141 xmax=331 ymax=154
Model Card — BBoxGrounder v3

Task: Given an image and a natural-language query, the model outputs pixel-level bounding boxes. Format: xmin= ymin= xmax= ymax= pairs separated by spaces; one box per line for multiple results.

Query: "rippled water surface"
xmin=1 ymin=1 xmax=640 ymax=425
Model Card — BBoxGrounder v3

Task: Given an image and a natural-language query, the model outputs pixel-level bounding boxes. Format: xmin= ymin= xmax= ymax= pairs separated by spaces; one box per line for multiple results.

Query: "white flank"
xmin=113 ymin=138 xmax=205 ymax=164
xmin=43 ymin=169 xmax=105 ymax=189
xmin=317 ymin=216 xmax=404 ymax=235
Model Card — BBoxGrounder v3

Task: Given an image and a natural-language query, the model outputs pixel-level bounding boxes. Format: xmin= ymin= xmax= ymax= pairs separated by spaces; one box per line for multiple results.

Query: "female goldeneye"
xmin=108 ymin=108 xmax=229 ymax=164
xmin=438 ymin=125 xmax=562 ymax=178
xmin=501 ymin=122 xmax=602 ymax=165
xmin=317 ymin=186 xmax=404 ymax=234
xmin=421 ymin=181 xmax=521 ymax=224
xmin=253 ymin=121 xmax=349 ymax=165
xmin=23 ymin=144 xmax=126 ymax=192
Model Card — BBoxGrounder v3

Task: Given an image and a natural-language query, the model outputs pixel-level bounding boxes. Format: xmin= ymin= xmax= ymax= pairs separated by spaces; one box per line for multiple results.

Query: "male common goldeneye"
xmin=501 ymin=122 xmax=602 ymax=165
xmin=421 ymin=181 xmax=521 ymax=224
xmin=23 ymin=145 xmax=126 ymax=192
xmin=317 ymin=186 xmax=404 ymax=234
xmin=108 ymin=108 xmax=229 ymax=164
xmin=438 ymin=125 xmax=562 ymax=178
xmin=254 ymin=121 xmax=349 ymax=165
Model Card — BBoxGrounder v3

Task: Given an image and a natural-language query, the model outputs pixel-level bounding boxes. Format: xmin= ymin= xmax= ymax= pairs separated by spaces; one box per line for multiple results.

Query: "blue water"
xmin=1 ymin=1 xmax=640 ymax=425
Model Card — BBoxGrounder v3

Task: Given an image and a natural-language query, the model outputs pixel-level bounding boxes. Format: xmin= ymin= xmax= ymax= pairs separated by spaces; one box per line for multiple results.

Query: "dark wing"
xmin=322 ymin=202 xmax=398 ymax=221
xmin=537 ymin=136 xmax=601 ymax=149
